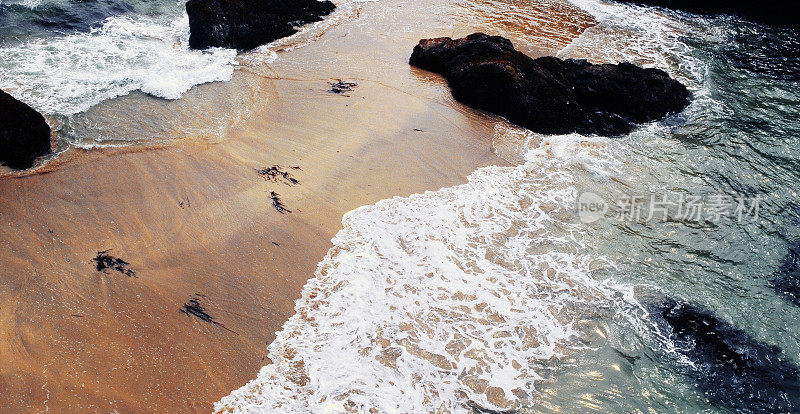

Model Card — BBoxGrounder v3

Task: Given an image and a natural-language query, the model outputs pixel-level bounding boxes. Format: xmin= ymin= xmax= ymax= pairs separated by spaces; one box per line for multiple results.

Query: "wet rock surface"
xmin=0 ymin=89 xmax=51 ymax=170
xmin=409 ymin=33 xmax=690 ymax=136
xmin=186 ymin=0 xmax=335 ymax=50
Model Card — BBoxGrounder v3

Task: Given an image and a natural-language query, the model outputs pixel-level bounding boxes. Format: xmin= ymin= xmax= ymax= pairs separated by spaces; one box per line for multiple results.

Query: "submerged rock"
xmin=409 ymin=33 xmax=690 ymax=136
xmin=185 ymin=0 xmax=335 ymax=50
xmin=618 ymin=0 xmax=800 ymax=29
xmin=0 ymin=89 xmax=51 ymax=170
xmin=648 ymin=298 xmax=800 ymax=412
xmin=773 ymin=242 xmax=800 ymax=306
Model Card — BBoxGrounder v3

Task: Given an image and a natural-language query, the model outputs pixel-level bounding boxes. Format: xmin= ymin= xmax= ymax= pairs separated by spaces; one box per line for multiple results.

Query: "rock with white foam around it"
xmin=0 ymin=89 xmax=51 ymax=170
xmin=409 ymin=33 xmax=691 ymax=136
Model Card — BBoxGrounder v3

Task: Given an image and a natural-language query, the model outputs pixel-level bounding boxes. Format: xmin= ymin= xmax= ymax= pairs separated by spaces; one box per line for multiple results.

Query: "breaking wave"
xmin=0 ymin=13 xmax=237 ymax=115
xmin=216 ymin=129 xmax=648 ymax=412
xmin=216 ymin=0 xmax=735 ymax=412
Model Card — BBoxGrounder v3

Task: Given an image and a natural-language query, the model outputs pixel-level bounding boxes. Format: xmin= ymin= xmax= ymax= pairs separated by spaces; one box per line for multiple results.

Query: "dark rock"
xmin=409 ymin=33 xmax=690 ymax=136
xmin=773 ymin=242 xmax=800 ymax=306
xmin=186 ymin=0 xmax=335 ymax=50
xmin=648 ymin=298 xmax=800 ymax=412
xmin=466 ymin=401 xmax=515 ymax=413
xmin=618 ymin=0 xmax=800 ymax=29
xmin=0 ymin=89 xmax=51 ymax=170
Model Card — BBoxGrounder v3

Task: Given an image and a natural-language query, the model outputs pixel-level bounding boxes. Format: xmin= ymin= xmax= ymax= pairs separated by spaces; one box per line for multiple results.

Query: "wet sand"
xmin=0 ymin=0 xmax=593 ymax=411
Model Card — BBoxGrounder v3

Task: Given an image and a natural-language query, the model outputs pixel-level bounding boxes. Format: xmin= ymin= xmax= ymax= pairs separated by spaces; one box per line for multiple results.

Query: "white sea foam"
xmin=0 ymin=13 xmax=237 ymax=115
xmin=2 ymin=0 xmax=43 ymax=8
xmin=561 ymin=0 xmax=719 ymax=89
xmin=216 ymin=1 xmax=718 ymax=412
xmin=216 ymin=127 xmax=641 ymax=413
xmin=561 ymin=0 xmax=731 ymax=123
xmin=0 ymin=0 xmax=375 ymax=116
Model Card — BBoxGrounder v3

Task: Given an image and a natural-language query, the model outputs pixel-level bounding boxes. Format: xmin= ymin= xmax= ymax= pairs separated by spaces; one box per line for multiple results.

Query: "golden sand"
xmin=0 ymin=0 xmax=594 ymax=411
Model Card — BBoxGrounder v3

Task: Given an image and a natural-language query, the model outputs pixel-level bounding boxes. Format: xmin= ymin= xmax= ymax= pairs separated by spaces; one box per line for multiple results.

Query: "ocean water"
xmin=215 ymin=0 xmax=800 ymax=412
xmin=3 ymin=0 xmax=798 ymax=410
xmin=0 ymin=0 xmax=236 ymax=115
xmin=0 ymin=0 xmax=370 ymax=149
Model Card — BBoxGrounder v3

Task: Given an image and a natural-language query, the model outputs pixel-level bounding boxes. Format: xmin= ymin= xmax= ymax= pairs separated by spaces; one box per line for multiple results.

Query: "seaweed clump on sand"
xmin=180 ymin=293 xmax=236 ymax=334
xmin=270 ymin=191 xmax=291 ymax=214
xmin=93 ymin=249 xmax=135 ymax=277
xmin=329 ymin=80 xmax=357 ymax=95
xmin=256 ymin=165 xmax=299 ymax=185
xmin=648 ymin=298 xmax=800 ymax=412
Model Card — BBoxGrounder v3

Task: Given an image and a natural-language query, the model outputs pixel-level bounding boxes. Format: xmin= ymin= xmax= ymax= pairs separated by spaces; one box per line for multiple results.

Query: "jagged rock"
xmin=619 ymin=0 xmax=800 ymax=29
xmin=186 ymin=0 xmax=335 ymax=50
xmin=409 ymin=33 xmax=690 ymax=136
xmin=648 ymin=298 xmax=800 ymax=412
xmin=0 ymin=89 xmax=50 ymax=170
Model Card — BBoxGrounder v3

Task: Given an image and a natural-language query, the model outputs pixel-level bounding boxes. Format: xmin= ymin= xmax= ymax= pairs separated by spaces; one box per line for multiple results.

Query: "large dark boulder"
xmin=409 ymin=33 xmax=690 ymax=136
xmin=619 ymin=0 xmax=800 ymax=29
xmin=0 ymin=89 xmax=51 ymax=170
xmin=648 ymin=298 xmax=800 ymax=412
xmin=186 ymin=0 xmax=335 ymax=50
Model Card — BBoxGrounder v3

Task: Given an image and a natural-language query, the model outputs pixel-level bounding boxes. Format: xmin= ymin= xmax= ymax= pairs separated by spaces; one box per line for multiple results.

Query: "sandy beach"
xmin=0 ymin=0 xmax=594 ymax=411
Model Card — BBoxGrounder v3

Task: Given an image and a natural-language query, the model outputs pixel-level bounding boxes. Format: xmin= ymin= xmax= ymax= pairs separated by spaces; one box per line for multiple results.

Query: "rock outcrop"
xmin=619 ymin=0 xmax=800 ymax=29
xmin=0 ymin=89 xmax=51 ymax=170
xmin=409 ymin=33 xmax=690 ymax=136
xmin=186 ymin=0 xmax=336 ymax=50
xmin=648 ymin=298 xmax=800 ymax=412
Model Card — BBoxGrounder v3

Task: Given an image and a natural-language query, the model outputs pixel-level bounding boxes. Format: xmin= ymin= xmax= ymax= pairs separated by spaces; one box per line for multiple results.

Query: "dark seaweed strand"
xmin=92 ymin=249 xmax=136 ymax=277
xmin=270 ymin=191 xmax=292 ymax=214
xmin=256 ymin=165 xmax=299 ymax=185
xmin=180 ymin=294 xmax=237 ymax=334
xmin=328 ymin=79 xmax=357 ymax=94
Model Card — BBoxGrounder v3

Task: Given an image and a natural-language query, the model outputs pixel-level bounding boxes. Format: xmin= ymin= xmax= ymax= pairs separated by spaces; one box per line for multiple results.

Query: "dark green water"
xmin=524 ymin=2 xmax=800 ymax=412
